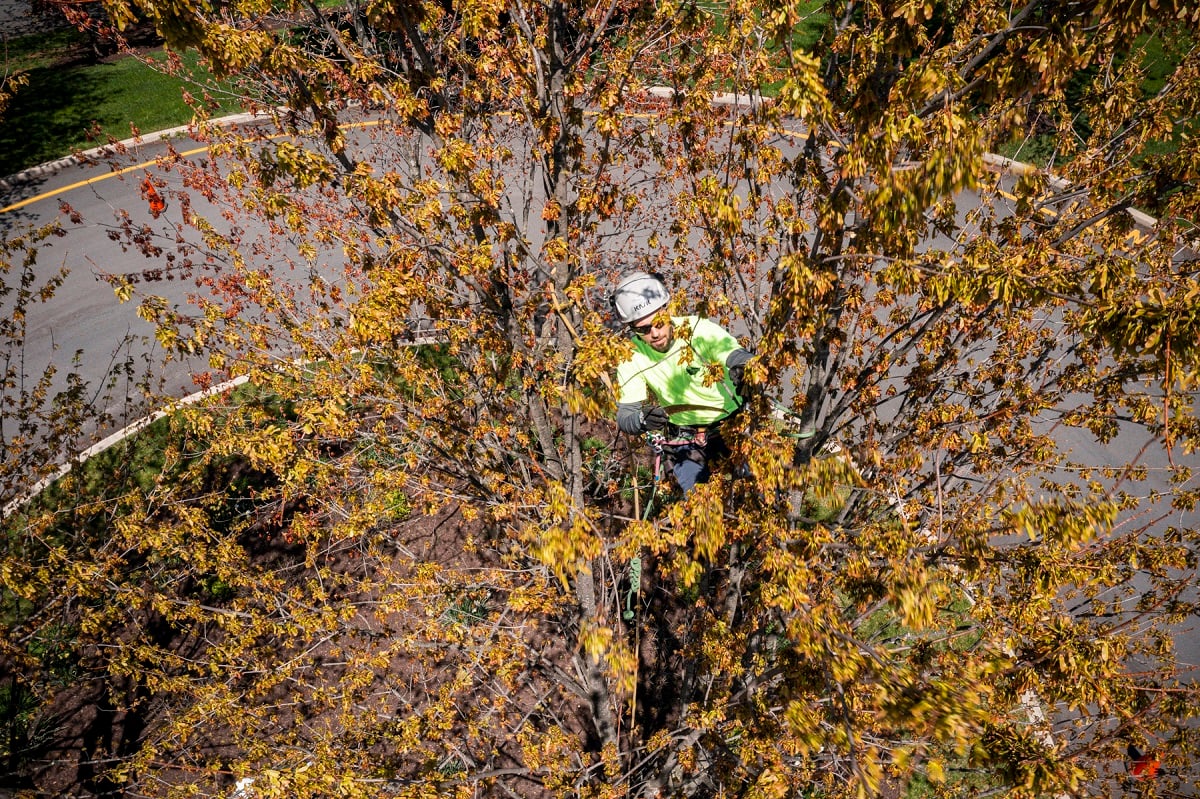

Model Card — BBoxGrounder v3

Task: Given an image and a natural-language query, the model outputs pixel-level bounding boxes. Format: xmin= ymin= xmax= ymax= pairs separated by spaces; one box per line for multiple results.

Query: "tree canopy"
xmin=3 ymin=0 xmax=1199 ymax=797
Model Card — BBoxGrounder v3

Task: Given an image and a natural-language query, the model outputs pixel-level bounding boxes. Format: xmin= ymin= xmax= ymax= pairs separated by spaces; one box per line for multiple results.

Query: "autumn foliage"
xmin=3 ymin=0 xmax=1200 ymax=797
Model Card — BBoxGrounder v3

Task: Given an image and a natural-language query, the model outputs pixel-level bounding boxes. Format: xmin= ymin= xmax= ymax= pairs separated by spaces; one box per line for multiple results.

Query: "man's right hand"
xmin=641 ymin=406 xmax=669 ymax=431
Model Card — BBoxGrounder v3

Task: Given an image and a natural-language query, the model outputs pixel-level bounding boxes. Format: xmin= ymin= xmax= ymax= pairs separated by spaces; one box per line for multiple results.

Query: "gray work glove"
xmin=726 ymin=348 xmax=753 ymax=397
xmin=641 ymin=405 xmax=669 ymax=431
xmin=728 ymin=362 xmax=745 ymax=390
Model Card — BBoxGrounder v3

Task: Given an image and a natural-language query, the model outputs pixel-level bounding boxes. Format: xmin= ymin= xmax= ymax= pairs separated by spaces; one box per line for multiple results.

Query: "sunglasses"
xmin=630 ymin=318 xmax=666 ymax=336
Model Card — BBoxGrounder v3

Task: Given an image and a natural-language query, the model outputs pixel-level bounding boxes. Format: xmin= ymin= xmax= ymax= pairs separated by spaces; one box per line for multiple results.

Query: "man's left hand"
xmin=642 ymin=406 xmax=670 ymax=431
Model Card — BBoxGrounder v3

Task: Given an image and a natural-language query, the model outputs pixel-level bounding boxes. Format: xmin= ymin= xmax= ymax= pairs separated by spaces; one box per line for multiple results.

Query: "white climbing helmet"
xmin=611 ymin=271 xmax=670 ymax=324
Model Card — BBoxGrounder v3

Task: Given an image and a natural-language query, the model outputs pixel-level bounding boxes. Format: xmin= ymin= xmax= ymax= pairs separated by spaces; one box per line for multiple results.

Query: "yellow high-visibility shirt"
xmin=616 ymin=315 xmax=743 ymax=427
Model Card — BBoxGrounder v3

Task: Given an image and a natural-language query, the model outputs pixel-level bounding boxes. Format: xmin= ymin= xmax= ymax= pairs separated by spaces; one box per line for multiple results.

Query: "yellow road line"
xmin=1 ymin=115 xmax=798 ymax=215
xmin=0 ymin=120 xmax=382 ymax=214
xmin=1 ymin=146 xmax=211 ymax=214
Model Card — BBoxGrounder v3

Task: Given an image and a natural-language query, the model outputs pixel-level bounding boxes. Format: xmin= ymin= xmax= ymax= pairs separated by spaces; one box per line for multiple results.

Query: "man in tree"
xmin=611 ymin=270 xmax=754 ymax=495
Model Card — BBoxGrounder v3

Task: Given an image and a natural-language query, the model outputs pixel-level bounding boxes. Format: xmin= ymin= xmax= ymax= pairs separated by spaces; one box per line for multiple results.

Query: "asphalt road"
xmin=1 ymin=116 xmax=1197 ymax=770
xmin=0 ymin=0 xmax=69 ymax=38
xmin=1 ymin=127 xmax=242 ymax=430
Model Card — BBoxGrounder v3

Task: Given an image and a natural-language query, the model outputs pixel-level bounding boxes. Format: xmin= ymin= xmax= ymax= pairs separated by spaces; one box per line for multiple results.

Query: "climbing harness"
xmin=641 ymin=426 xmax=712 ymax=512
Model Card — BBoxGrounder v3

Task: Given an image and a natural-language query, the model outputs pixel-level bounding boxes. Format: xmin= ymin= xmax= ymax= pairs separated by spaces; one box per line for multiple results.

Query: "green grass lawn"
xmin=0 ymin=29 xmax=241 ymax=177
xmin=997 ymin=28 xmax=1189 ymax=166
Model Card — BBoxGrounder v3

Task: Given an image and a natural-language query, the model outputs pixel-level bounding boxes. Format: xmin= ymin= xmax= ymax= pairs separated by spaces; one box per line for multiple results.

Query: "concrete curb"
xmin=1 ymin=336 xmax=445 ymax=520
xmin=0 ymin=111 xmax=273 ymax=191
xmin=1 ymin=374 xmax=249 ymax=519
xmin=981 ymin=153 xmax=1159 ymax=230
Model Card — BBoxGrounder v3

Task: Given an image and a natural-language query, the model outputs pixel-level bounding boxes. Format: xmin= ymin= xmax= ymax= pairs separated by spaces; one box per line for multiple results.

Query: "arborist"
xmin=610 ymin=271 xmax=754 ymax=495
